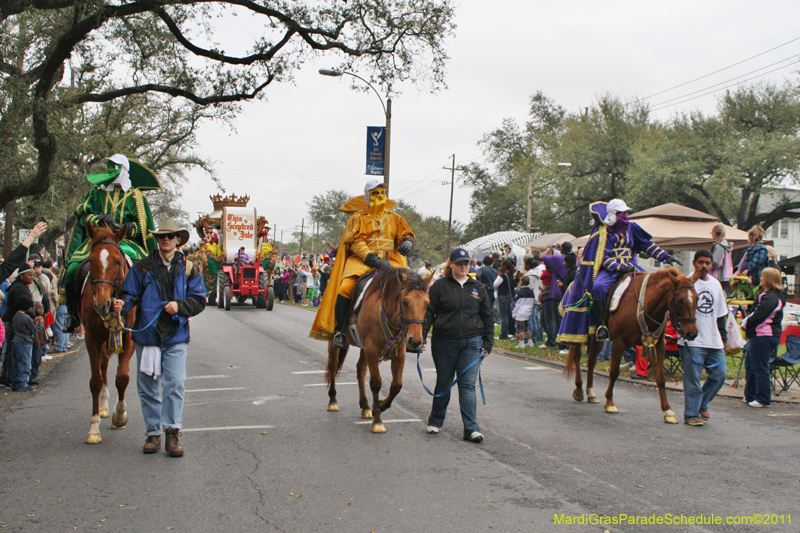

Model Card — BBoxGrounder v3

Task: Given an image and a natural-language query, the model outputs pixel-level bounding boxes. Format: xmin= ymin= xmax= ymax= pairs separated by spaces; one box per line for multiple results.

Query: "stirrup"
xmin=595 ymin=325 xmax=610 ymax=341
xmin=332 ymin=332 xmax=347 ymax=349
xmin=63 ymin=315 xmax=79 ymax=334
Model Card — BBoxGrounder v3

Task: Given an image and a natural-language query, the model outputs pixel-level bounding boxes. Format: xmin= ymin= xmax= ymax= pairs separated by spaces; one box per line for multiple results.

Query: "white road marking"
xmin=421 ymin=368 xmax=436 ymax=372
xmin=252 ymin=395 xmax=285 ymax=405
xmin=182 ymin=425 xmax=274 ymax=433
xmin=524 ymin=366 xmax=547 ymax=371
xmin=185 ymin=387 xmax=245 ymax=393
xmin=99 ymin=248 xmax=109 ymax=270
xmin=187 ymin=374 xmax=229 ymax=380
xmin=766 ymin=413 xmax=800 ymax=417
xmin=292 ymin=370 xmax=327 ymax=375
xmin=304 ymin=382 xmax=358 ymax=387
xmin=355 ymin=419 xmax=421 ymax=425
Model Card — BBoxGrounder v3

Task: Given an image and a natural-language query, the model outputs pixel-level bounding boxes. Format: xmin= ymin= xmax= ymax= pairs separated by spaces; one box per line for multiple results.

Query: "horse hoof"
xmin=371 ymin=423 xmax=387 ymax=434
xmin=327 ymin=402 xmax=340 ymax=412
xmin=604 ymin=405 xmax=619 ymax=414
xmin=587 ymin=395 xmax=600 ymax=404
xmin=572 ymin=390 xmax=584 ymax=402
xmin=111 ymin=415 xmax=128 ymax=429
xmin=361 ymin=409 xmax=373 ymax=419
xmin=663 ymin=410 xmax=679 ymax=424
xmin=98 ymin=409 xmax=110 ymax=418
xmin=85 ymin=433 xmax=102 ymax=444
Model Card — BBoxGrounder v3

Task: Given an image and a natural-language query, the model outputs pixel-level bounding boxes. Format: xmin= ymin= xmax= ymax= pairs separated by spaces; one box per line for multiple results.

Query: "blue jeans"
xmin=30 ymin=344 xmax=44 ymax=380
xmin=136 ymin=343 xmax=188 ymax=436
xmin=680 ymin=346 xmax=727 ymax=419
xmin=598 ymin=341 xmax=613 ymax=361
xmin=10 ymin=343 xmax=33 ymax=391
xmin=497 ymin=295 xmax=512 ymax=339
xmin=527 ymin=306 xmax=539 ymax=344
xmin=53 ymin=305 xmax=69 ymax=351
xmin=543 ymin=299 xmax=561 ymax=347
xmin=744 ymin=336 xmax=777 ymax=406
xmin=427 ymin=336 xmax=482 ymax=437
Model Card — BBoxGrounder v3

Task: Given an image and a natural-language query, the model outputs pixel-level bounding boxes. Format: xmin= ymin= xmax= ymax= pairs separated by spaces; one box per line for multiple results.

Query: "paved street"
xmin=1 ymin=303 xmax=798 ymax=532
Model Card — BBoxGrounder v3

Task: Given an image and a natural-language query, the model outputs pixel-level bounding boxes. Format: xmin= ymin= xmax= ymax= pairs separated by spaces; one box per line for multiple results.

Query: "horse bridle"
xmin=632 ymin=272 xmax=696 ymax=336
xmin=384 ymin=291 xmax=424 ymax=334
xmin=89 ymin=239 xmax=125 ymax=301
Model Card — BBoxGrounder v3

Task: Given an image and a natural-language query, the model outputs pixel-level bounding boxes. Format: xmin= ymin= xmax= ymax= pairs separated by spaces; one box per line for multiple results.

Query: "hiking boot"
xmin=165 ymin=428 xmax=184 ymax=457
xmin=143 ymin=435 xmax=161 ymax=454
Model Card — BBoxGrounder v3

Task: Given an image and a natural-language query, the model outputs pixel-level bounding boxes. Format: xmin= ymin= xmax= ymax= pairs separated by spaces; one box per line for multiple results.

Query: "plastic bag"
xmin=724 ymin=309 xmax=745 ymax=353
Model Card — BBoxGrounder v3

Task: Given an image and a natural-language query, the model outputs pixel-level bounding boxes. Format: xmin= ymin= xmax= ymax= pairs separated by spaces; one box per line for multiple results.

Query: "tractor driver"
xmin=309 ymin=179 xmax=415 ymax=348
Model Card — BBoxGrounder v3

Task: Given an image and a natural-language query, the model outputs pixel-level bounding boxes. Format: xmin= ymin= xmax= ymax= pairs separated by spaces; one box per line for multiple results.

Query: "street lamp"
xmin=527 ymin=162 xmax=572 ymax=234
xmin=319 ymin=68 xmax=392 ymax=195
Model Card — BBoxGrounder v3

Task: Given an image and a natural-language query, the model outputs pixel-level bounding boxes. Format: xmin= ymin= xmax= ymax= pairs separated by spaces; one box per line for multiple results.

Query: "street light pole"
xmin=319 ymin=68 xmax=392 ymax=195
xmin=527 ymin=162 xmax=572 ymax=234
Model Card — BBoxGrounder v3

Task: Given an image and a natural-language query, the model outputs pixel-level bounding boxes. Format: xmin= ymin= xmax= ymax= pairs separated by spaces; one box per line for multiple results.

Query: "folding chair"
xmin=770 ymin=334 xmax=800 ymax=397
xmin=663 ymin=350 xmax=683 ymax=378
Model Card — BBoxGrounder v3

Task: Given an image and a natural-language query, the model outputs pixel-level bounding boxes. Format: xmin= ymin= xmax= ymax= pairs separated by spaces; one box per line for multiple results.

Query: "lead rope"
xmin=416 ymin=350 xmax=486 ymax=405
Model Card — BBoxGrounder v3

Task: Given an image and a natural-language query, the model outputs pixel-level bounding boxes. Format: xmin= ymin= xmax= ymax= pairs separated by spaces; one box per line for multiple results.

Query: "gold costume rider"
xmin=309 ymin=180 xmax=414 ymax=348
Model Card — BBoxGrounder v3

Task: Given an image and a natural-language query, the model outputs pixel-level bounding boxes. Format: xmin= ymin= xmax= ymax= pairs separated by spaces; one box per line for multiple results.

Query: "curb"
xmin=493 ymin=348 xmax=800 ymax=405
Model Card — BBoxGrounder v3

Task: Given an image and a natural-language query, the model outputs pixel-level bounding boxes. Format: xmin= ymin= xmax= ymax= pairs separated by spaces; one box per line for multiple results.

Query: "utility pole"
xmin=299 ymin=218 xmax=305 ymax=254
xmin=442 ymin=155 xmax=466 ymax=261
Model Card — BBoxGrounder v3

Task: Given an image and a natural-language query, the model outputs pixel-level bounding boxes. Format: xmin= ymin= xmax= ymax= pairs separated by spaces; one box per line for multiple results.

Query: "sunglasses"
xmin=156 ymin=233 xmax=178 ymax=240
xmin=33 ymin=262 xmax=42 ymax=267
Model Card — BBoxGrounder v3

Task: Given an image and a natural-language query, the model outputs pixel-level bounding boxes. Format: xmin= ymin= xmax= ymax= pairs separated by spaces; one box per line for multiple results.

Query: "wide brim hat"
xmin=152 ymin=219 xmax=190 ymax=247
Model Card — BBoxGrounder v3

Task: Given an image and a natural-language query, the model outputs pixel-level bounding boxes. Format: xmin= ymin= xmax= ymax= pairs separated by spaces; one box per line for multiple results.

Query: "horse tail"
xmin=562 ymin=345 xmax=578 ymax=379
xmin=325 ymin=341 xmax=347 ymax=386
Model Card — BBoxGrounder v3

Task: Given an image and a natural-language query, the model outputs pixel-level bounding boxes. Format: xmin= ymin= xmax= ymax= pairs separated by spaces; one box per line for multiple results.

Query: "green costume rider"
xmin=61 ymin=154 xmax=160 ymax=332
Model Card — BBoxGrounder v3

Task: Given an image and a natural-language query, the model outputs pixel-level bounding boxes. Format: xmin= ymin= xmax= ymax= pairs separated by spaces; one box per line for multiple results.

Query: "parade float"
xmin=193 ymin=193 xmax=275 ymax=310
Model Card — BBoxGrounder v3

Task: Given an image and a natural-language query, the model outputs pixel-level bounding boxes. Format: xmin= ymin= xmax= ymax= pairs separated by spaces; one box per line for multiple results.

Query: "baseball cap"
xmin=449 ymin=248 xmax=470 ymax=263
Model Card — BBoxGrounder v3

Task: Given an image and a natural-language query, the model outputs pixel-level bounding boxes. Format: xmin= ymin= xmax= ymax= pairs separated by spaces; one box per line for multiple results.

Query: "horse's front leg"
xmin=326 ymin=341 xmax=347 ymax=412
xmin=356 ymin=351 xmax=371 ymax=419
xmin=365 ymin=347 xmax=386 ymax=434
xmin=378 ymin=350 xmax=405 ymax=413
xmin=604 ymin=342 xmax=625 ymax=414
xmin=652 ymin=339 xmax=677 ymax=424
xmin=85 ymin=336 xmax=105 ymax=444
xmin=569 ymin=345 xmax=584 ymax=402
xmin=111 ymin=330 xmax=133 ymax=430
xmin=586 ymin=339 xmax=600 ymax=404
xmin=98 ymin=346 xmax=111 ymax=419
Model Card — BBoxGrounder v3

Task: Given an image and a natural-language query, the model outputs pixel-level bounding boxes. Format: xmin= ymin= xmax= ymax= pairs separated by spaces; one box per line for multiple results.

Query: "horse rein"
xmin=631 ymin=271 xmax=696 ymax=337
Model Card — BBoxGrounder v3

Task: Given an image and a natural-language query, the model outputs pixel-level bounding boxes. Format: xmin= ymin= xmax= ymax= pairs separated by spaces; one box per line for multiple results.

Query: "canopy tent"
xmin=519 ymin=232 xmax=576 ymax=249
xmin=460 ymin=231 xmax=537 ymax=253
xmin=570 ymin=203 xmax=751 ymax=252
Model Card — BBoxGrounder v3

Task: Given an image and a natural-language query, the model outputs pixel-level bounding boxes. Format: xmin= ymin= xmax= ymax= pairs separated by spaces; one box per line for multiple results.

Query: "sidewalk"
xmin=494 ymin=347 xmax=800 ymax=404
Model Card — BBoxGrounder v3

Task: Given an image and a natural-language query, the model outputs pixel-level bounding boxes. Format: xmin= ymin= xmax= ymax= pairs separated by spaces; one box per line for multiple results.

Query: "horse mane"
xmin=368 ymin=267 xmax=425 ymax=301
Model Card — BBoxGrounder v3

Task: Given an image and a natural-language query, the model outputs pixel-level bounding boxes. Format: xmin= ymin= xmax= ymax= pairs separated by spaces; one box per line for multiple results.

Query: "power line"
xmin=650 ymin=61 xmax=799 ymax=112
xmin=631 ymin=34 xmax=800 ymax=104
xmin=649 ymin=53 xmax=800 ymax=110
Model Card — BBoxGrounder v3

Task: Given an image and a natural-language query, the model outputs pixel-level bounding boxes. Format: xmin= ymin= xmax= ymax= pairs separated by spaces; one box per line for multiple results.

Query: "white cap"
xmin=364 ymin=179 xmax=385 ymax=205
xmin=604 ymin=199 xmax=631 ymax=226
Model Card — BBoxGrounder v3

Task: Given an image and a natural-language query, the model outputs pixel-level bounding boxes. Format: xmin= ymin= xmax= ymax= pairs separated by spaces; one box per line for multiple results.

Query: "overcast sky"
xmin=180 ymin=1 xmax=800 ymax=242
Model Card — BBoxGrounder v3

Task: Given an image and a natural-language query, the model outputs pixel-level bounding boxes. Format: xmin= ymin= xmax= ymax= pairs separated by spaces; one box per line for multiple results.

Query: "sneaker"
xmin=464 ymin=431 xmax=484 ymax=443
xmin=748 ymin=400 xmax=768 ymax=408
xmin=426 ymin=426 xmax=440 ymax=434
xmin=76 ymin=334 xmax=85 ymax=340
xmin=42 ymin=355 xmax=53 ymax=361
xmin=699 ymin=410 xmax=710 ymax=421
xmin=516 ymin=341 xmax=525 ymax=349
xmin=630 ymin=374 xmax=647 ymax=380
xmin=538 ymin=344 xmax=547 ymax=349
xmin=684 ymin=418 xmax=704 ymax=427
xmin=619 ymin=362 xmax=633 ymax=371
xmin=559 ymin=349 xmax=569 ymax=355
xmin=525 ymin=340 xmax=534 ymax=347
xmin=741 ymin=397 xmax=749 ymax=403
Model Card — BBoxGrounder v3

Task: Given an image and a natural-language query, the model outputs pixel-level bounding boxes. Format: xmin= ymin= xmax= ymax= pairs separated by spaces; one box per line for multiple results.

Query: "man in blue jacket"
xmin=113 ymin=220 xmax=206 ymax=456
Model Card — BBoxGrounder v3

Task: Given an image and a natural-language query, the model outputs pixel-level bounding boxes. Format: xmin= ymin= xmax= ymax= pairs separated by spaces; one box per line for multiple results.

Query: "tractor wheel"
xmin=267 ymin=286 xmax=275 ymax=311
xmin=257 ymin=272 xmax=269 ymax=308
xmin=224 ymin=285 xmax=232 ymax=311
xmin=216 ymin=272 xmax=229 ymax=309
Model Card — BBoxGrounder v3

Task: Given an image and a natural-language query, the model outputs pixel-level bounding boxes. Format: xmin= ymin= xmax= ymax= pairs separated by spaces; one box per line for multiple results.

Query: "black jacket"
xmin=745 ymin=289 xmax=785 ymax=338
xmin=0 ymin=244 xmax=31 ymax=284
xmin=476 ymin=265 xmax=497 ymax=299
xmin=423 ymin=274 xmax=494 ymax=353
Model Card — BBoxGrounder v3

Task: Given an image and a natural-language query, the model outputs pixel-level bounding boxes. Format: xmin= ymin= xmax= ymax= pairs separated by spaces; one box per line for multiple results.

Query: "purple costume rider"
xmin=556 ymin=200 xmax=677 ymax=344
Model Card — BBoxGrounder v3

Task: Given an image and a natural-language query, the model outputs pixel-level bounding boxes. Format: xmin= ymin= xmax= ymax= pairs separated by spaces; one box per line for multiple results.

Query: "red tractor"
xmin=216 ymin=262 xmax=274 ymax=311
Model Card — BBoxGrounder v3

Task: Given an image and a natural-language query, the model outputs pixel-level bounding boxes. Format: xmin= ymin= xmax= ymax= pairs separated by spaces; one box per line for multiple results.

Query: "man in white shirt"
xmin=678 ymin=249 xmax=729 ymax=427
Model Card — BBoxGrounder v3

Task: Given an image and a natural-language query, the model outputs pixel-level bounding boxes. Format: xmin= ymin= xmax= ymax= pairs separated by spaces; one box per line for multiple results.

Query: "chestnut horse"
xmin=564 ymin=268 xmax=700 ymax=423
xmin=81 ymin=223 xmax=137 ymax=444
xmin=326 ymin=267 xmax=430 ymax=433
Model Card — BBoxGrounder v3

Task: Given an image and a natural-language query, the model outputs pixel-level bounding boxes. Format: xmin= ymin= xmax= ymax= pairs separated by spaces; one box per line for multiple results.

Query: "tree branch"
xmin=67 ymin=78 xmax=272 ymax=106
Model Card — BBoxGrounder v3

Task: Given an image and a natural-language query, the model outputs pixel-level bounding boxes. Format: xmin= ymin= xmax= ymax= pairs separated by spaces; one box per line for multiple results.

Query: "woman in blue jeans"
xmin=422 ymin=248 xmax=494 ymax=442
xmin=743 ymin=267 xmax=784 ymax=408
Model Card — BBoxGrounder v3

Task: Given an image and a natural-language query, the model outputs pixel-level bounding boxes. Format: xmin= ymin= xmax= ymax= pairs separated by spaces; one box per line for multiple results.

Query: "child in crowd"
xmin=11 ymin=295 xmax=43 ymax=392
xmin=512 ymin=276 xmax=536 ymax=348
xmin=30 ymin=302 xmax=48 ymax=385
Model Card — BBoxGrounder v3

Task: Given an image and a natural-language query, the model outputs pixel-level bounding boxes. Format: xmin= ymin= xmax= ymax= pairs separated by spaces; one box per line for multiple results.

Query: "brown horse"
xmin=564 ymin=268 xmax=701 ymax=424
xmin=326 ymin=267 xmax=430 ymax=433
xmin=81 ymin=223 xmax=137 ymax=444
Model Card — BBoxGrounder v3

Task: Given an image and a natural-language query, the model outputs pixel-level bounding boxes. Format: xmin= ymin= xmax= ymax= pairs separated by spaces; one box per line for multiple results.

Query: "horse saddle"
xmin=343 ymin=271 xmax=378 ymax=350
xmin=608 ymin=273 xmax=635 ymax=314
